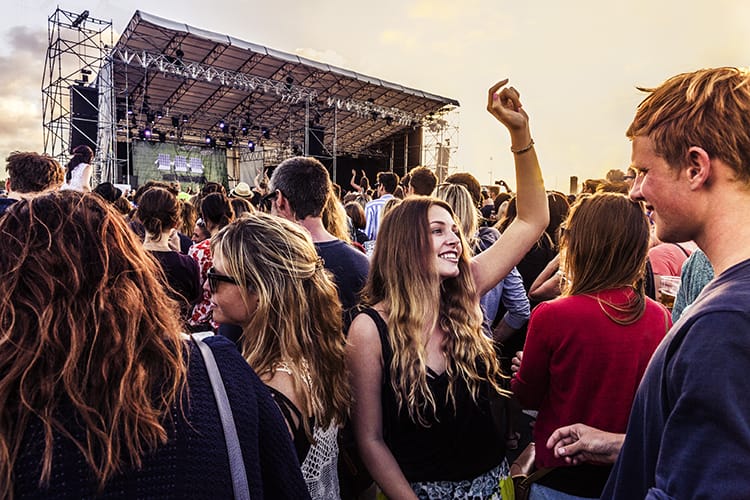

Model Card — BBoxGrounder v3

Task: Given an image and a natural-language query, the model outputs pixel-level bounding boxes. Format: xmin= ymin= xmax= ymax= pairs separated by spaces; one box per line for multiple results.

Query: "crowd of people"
xmin=1 ymin=67 xmax=749 ymax=499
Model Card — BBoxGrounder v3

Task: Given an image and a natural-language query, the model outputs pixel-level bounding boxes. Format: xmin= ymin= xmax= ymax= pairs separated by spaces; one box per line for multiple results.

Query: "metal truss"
xmin=42 ymin=8 xmax=114 ymax=181
xmin=422 ymin=105 xmax=460 ymax=182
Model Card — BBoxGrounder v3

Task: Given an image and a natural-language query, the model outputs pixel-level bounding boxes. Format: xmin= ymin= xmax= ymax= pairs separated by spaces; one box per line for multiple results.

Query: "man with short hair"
xmin=363 ymin=171 xmax=399 ymax=240
xmin=268 ymin=156 xmax=369 ymax=310
xmin=1 ymin=152 xmax=65 ymax=214
xmin=546 ymin=67 xmax=750 ymax=499
xmin=407 ymin=166 xmax=437 ymax=196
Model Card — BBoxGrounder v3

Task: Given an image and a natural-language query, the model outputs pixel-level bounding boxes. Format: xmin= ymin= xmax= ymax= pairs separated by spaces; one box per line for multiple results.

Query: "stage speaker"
xmin=70 ymin=85 xmax=99 ymax=152
xmin=308 ymin=125 xmax=325 ymax=157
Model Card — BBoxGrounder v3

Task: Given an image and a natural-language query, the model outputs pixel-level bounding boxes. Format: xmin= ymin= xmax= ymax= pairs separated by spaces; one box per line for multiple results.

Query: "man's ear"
xmin=685 ymin=146 xmax=711 ymax=189
xmin=275 ymin=191 xmax=294 ymax=218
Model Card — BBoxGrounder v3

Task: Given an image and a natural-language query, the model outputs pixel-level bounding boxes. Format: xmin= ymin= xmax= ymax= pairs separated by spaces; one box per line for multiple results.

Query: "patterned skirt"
xmin=409 ymin=460 xmax=512 ymax=500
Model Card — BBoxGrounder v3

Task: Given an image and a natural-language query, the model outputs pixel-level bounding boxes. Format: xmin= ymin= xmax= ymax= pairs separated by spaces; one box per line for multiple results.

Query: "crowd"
xmin=1 ymin=67 xmax=749 ymax=500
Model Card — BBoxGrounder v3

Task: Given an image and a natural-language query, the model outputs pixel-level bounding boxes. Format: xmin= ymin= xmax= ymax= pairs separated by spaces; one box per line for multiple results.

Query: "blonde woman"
xmin=347 ymin=79 xmax=549 ymax=499
xmin=210 ymin=213 xmax=349 ymax=499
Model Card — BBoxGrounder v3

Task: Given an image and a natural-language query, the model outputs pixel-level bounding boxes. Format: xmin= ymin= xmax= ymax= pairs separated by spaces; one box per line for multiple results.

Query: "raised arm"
xmin=350 ymin=169 xmax=363 ymax=192
xmin=472 ymin=79 xmax=549 ymax=296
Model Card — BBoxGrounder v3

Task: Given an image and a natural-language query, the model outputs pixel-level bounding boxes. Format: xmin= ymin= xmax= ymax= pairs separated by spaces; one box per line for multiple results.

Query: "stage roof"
xmin=111 ymin=10 xmax=459 ymax=155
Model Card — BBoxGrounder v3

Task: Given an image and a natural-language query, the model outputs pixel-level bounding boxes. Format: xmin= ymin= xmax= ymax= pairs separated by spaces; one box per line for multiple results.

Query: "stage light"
xmin=226 ymin=137 xmax=234 ymax=147
xmin=71 ymin=10 xmax=89 ymax=28
xmin=219 ymin=119 xmax=225 ymax=130
xmin=241 ymin=123 xmax=249 ymax=135
xmin=247 ymin=140 xmax=255 ymax=152
xmin=156 ymin=109 xmax=164 ymax=119
xmin=143 ymin=127 xmax=152 ymax=139
xmin=205 ymin=134 xmax=212 ymax=144
xmin=261 ymin=127 xmax=270 ymax=139
xmin=147 ymin=112 xmax=156 ymax=124
xmin=385 ymin=116 xmax=394 ymax=126
xmin=182 ymin=114 xmax=189 ymax=123
xmin=171 ymin=116 xmax=180 ymax=128
xmin=175 ymin=48 xmax=184 ymax=59
xmin=158 ymin=131 xmax=167 ymax=143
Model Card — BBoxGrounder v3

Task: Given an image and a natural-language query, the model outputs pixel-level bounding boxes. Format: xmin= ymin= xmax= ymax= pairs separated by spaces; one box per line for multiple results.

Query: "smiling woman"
xmin=346 ymin=78 xmax=549 ymax=499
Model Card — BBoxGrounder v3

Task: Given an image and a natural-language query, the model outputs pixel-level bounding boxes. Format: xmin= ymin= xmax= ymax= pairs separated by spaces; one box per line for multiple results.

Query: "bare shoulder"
xmin=347 ymin=310 xmax=384 ymax=364
xmin=263 ymin=368 xmax=307 ymax=415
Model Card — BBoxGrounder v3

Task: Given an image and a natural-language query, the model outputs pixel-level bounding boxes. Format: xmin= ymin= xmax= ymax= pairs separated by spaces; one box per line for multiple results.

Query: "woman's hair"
xmin=560 ymin=192 xmax=650 ymax=323
xmin=0 ymin=191 xmax=186 ymax=495
xmin=65 ymin=145 xmax=94 ymax=182
xmin=136 ymin=187 xmax=179 ymax=240
xmin=321 ymin=192 xmax=351 ymax=243
xmin=200 ymin=192 xmax=234 ymax=229
xmin=230 ymin=197 xmax=255 ymax=218
xmin=344 ymin=201 xmax=366 ymax=230
xmin=435 ymin=183 xmax=479 ymax=246
xmin=546 ymin=191 xmax=571 ymax=249
xmin=381 ymin=197 xmax=402 ymax=219
xmin=212 ymin=214 xmax=349 ymax=432
xmin=363 ymin=197 xmax=506 ymax=425
xmin=179 ymin=200 xmax=198 ymax=236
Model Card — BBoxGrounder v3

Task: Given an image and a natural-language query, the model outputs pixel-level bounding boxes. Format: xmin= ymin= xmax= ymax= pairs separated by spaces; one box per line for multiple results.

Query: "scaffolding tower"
xmin=42 ymin=8 xmax=114 ymax=183
xmin=422 ymin=105 xmax=459 ymax=182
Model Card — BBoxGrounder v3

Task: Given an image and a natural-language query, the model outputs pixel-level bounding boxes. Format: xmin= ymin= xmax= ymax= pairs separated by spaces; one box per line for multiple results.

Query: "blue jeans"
xmin=529 ymin=483 xmax=596 ymax=500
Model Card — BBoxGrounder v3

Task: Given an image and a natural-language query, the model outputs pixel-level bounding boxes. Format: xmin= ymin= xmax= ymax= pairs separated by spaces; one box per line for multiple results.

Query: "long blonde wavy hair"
xmin=0 ymin=191 xmax=186 ymax=497
xmin=363 ymin=197 xmax=507 ymax=426
xmin=211 ymin=213 xmax=349 ymax=432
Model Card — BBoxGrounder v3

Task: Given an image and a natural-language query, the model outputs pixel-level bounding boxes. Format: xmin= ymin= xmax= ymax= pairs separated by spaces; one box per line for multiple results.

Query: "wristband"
xmin=511 ymin=139 xmax=534 ymax=154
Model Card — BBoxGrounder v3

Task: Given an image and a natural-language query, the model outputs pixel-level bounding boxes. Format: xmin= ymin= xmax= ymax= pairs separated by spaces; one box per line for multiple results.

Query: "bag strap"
xmin=193 ymin=333 xmax=251 ymax=500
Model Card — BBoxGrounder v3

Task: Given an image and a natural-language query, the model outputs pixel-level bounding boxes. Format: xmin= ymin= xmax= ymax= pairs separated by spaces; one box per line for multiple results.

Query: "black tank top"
xmin=357 ymin=307 xmax=506 ymax=483
xmin=267 ymin=386 xmax=313 ymax=462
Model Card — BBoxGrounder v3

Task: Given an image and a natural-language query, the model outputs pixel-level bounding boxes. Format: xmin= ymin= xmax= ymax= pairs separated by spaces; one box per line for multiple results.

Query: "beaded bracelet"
xmin=511 ymin=139 xmax=535 ymax=154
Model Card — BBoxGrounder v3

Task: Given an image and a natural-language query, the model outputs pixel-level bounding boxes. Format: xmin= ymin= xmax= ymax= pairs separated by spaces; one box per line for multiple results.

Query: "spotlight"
xmin=241 ymin=123 xmax=249 ymax=135
xmin=247 ymin=140 xmax=255 ymax=152
xmin=175 ymin=48 xmax=184 ymax=59
xmin=146 ymin=112 xmax=156 ymax=124
xmin=156 ymin=109 xmax=164 ymax=119
xmin=285 ymin=76 xmax=294 ymax=91
xmin=226 ymin=136 xmax=234 ymax=147
xmin=158 ymin=131 xmax=167 ymax=143
xmin=171 ymin=116 xmax=180 ymax=128
xmin=205 ymin=134 xmax=212 ymax=144
xmin=261 ymin=127 xmax=270 ymax=139
xmin=143 ymin=127 xmax=152 ymax=139
xmin=182 ymin=114 xmax=189 ymax=123
xmin=219 ymin=119 xmax=225 ymax=130
xmin=385 ymin=116 xmax=394 ymax=126
xmin=71 ymin=10 xmax=89 ymax=28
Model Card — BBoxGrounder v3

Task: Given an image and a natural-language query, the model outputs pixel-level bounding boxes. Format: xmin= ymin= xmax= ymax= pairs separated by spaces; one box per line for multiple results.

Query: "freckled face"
xmin=629 ymin=136 xmax=693 ymax=243
xmin=428 ymin=205 xmax=462 ymax=280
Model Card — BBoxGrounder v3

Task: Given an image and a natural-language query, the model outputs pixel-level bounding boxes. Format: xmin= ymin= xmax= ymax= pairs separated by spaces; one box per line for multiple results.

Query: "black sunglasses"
xmin=207 ymin=267 xmax=239 ymax=293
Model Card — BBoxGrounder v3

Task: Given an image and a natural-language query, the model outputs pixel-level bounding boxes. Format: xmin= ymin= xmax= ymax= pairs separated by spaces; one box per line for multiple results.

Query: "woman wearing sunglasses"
xmin=209 ymin=213 xmax=349 ymax=499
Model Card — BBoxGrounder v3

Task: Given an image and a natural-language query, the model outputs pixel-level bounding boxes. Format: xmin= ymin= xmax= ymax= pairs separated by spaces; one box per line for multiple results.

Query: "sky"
xmin=2 ymin=0 xmax=749 ymax=192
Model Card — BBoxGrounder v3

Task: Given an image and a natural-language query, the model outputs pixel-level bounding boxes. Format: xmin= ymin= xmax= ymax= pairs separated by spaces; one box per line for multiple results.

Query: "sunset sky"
xmin=3 ymin=0 xmax=749 ymax=191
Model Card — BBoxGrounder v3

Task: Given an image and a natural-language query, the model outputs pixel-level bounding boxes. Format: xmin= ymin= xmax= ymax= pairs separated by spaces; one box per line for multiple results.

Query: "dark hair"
xmin=376 ymin=172 xmax=399 ymax=194
xmin=65 ymin=145 xmax=94 ymax=182
xmin=408 ymin=166 xmax=438 ymax=195
xmin=230 ymin=197 xmax=255 ymax=217
xmin=345 ymin=201 xmax=366 ymax=229
xmin=445 ymin=172 xmax=482 ymax=207
xmin=6 ymin=152 xmax=65 ymax=193
xmin=93 ymin=182 xmax=122 ymax=204
xmin=201 ymin=192 xmax=234 ymax=228
xmin=133 ymin=180 xmax=176 ymax=205
xmin=269 ymin=156 xmax=331 ymax=218
xmin=136 ymin=187 xmax=179 ymax=236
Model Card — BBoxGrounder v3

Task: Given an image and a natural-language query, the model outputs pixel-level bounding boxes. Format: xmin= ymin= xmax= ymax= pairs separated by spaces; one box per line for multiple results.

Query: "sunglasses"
xmin=207 ymin=267 xmax=239 ymax=293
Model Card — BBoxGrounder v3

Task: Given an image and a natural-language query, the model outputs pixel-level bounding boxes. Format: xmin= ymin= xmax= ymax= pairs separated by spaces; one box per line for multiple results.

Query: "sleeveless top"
xmin=356 ymin=307 xmax=506 ymax=483
xmin=267 ymin=367 xmax=341 ymax=499
xmin=62 ymin=163 xmax=92 ymax=191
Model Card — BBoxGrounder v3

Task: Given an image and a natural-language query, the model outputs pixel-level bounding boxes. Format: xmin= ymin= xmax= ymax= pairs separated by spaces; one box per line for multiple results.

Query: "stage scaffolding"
xmin=42 ymin=8 xmax=115 ymax=183
xmin=43 ymin=9 xmax=461 ymax=188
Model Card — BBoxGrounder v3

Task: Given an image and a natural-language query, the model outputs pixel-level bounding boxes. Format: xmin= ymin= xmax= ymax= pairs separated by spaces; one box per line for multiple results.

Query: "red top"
xmin=511 ymin=289 xmax=671 ymax=467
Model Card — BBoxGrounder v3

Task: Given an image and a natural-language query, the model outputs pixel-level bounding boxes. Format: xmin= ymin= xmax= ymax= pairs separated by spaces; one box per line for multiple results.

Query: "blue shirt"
xmin=364 ymin=194 xmax=394 ymax=240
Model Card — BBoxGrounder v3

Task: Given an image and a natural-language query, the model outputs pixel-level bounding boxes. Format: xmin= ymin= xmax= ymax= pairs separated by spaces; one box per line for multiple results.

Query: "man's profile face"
xmin=629 ymin=136 xmax=693 ymax=243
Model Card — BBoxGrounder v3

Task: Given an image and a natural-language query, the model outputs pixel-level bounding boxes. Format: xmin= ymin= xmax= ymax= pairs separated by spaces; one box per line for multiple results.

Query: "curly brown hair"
xmin=5 ymin=152 xmax=65 ymax=193
xmin=0 ymin=191 xmax=186 ymax=496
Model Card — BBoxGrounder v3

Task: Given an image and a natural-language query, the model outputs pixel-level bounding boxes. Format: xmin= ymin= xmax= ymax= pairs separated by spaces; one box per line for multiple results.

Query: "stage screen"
xmin=130 ymin=141 xmax=228 ymax=190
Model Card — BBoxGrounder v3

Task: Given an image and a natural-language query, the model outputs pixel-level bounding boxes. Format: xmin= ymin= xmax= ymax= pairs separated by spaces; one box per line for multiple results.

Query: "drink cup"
xmin=658 ymin=276 xmax=681 ymax=309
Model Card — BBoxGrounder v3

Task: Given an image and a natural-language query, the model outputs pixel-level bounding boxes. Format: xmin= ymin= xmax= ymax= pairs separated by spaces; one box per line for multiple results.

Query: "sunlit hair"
xmin=546 ymin=191 xmax=571 ymax=249
xmin=230 ymin=197 xmax=255 ymax=218
xmin=321 ymin=192 xmax=351 ymax=242
xmin=6 ymin=152 xmax=65 ymax=194
xmin=212 ymin=213 xmax=349 ymax=432
xmin=363 ymin=197 xmax=507 ymax=425
xmin=435 ymin=183 xmax=479 ymax=245
xmin=560 ymin=192 xmax=650 ymax=324
xmin=136 ymin=187 xmax=179 ymax=241
xmin=627 ymin=67 xmax=750 ymax=182
xmin=382 ymin=197 xmax=402 ymax=219
xmin=0 ymin=191 xmax=185 ymax=496
xmin=345 ymin=201 xmax=366 ymax=230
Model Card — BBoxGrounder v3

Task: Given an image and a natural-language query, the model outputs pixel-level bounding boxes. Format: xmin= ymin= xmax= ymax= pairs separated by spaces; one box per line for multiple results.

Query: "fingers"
xmin=487 ymin=78 xmax=510 ymax=110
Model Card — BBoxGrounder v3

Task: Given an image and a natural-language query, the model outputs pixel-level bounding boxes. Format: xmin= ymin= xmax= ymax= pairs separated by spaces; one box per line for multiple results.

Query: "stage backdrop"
xmin=131 ymin=141 xmax=228 ymax=190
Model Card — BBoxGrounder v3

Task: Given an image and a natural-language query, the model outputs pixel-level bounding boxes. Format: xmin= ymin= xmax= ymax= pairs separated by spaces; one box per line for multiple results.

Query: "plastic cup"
xmin=658 ymin=276 xmax=681 ymax=309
